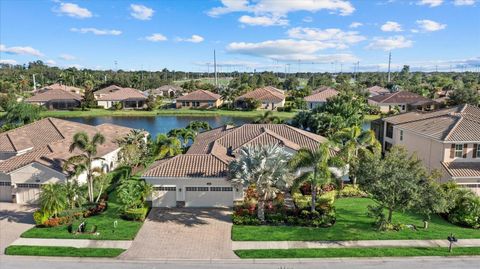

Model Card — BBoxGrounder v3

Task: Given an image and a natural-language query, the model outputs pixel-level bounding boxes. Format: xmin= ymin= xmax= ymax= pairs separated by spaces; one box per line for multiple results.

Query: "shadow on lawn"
xmin=147 ymin=208 xmax=232 ymax=227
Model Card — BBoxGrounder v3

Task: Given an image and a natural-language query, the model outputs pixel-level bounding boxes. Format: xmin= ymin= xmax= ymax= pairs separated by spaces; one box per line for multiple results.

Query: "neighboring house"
xmin=35 ymin=83 xmax=84 ymax=95
xmin=176 ymin=90 xmax=222 ymax=108
xmin=96 ymin=87 xmax=147 ymax=109
xmin=304 ymin=87 xmax=339 ymax=109
xmin=0 ymin=117 xmax=133 ymax=204
xmin=235 ymin=86 xmax=285 ymax=110
xmin=372 ymin=104 xmax=480 ymax=195
xmin=142 ymin=124 xmax=343 ymax=208
xmin=94 ymin=85 xmax=124 ymax=99
xmin=368 ymin=91 xmax=438 ymax=113
xmin=145 ymin=85 xmax=183 ymax=98
xmin=366 ymin=86 xmax=390 ymax=97
xmin=25 ymin=88 xmax=83 ymax=109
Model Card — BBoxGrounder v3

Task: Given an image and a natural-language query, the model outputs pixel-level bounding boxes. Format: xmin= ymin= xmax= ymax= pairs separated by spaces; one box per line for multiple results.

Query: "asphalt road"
xmin=0 ymin=256 xmax=479 ymax=269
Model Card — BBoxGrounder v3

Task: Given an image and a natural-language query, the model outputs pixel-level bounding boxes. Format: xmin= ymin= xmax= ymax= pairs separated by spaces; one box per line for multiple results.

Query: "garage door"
xmin=0 ymin=182 xmax=12 ymax=202
xmin=151 ymin=186 xmax=176 ymax=207
xmin=185 ymin=186 xmax=233 ymax=207
xmin=16 ymin=183 xmax=41 ymax=204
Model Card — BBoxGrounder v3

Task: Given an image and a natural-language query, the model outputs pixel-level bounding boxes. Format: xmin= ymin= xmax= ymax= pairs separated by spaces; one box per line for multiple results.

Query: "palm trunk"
xmin=311 ymin=184 xmax=317 ymax=212
xmin=257 ymin=199 xmax=265 ymax=222
xmin=95 ymin=184 xmax=104 ymax=203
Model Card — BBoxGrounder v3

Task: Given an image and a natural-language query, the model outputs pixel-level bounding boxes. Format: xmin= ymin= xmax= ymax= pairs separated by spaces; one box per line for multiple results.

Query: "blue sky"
xmin=1 ymin=0 xmax=479 ymax=72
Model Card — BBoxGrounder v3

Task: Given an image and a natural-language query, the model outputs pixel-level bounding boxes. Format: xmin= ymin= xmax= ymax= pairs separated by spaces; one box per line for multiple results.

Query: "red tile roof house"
xmin=25 ymin=88 xmax=83 ymax=110
xmin=93 ymin=85 xmax=124 ymax=99
xmin=368 ymin=91 xmax=438 ymax=114
xmin=365 ymin=86 xmax=390 ymax=97
xmin=304 ymin=87 xmax=339 ymax=109
xmin=144 ymin=85 xmax=184 ymax=98
xmin=176 ymin=90 xmax=223 ymax=109
xmin=0 ymin=118 xmax=134 ymax=204
xmin=34 ymin=83 xmax=84 ymax=95
xmin=141 ymin=124 xmax=346 ymax=207
xmin=235 ymin=86 xmax=285 ymax=110
xmin=96 ymin=87 xmax=147 ymax=109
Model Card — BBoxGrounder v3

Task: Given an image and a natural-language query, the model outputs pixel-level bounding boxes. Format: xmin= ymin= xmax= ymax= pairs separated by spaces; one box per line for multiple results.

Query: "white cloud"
xmin=416 ymin=19 xmax=446 ymax=32
xmin=70 ymin=27 xmax=122 ymax=35
xmin=303 ymin=16 xmax=313 ymax=23
xmin=417 ymin=0 xmax=443 ymax=7
xmin=130 ymin=4 xmax=154 ymax=20
xmin=45 ymin=59 xmax=56 ymax=66
xmin=286 ymin=27 xmax=366 ymax=48
xmin=454 ymin=0 xmax=476 ymax=5
xmin=54 ymin=2 xmax=92 ymax=18
xmin=381 ymin=21 xmax=402 ymax=32
xmin=0 ymin=59 xmax=17 ymax=65
xmin=366 ymin=36 xmax=413 ymax=51
xmin=0 ymin=44 xmax=43 ymax=56
xmin=176 ymin=35 xmax=204 ymax=43
xmin=239 ymin=15 xmax=288 ymax=26
xmin=59 ymin=54 xmax=76 ymax=61
xmin=349 ymin=22 xmax=362 ymax=28
xmin=145 ymin=33 xmax=168 ymax=42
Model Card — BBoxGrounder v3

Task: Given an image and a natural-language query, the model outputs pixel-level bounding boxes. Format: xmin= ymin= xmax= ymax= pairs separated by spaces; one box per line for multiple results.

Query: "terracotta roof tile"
xmin=369 ymin=91 xmax=433 ymax=104
xmin=304 ymin=88 xmax=339 ymax=102
xmin=176 ymin=90 xmax=221 ymax=101
xmin=366 ymin=86 xmax=390 ymax=95
xmin=236 ymin=87 xmax=285 ymax=103
xmin=26 ymin=88 xmax=83 ymax=102
xmin=96 ymin=87 xmax=146 ymax=101
xmin=442 ymin=162 xmax=480 ymax=178
xmin=142 ymin=154 xmax=228 ymax=178
xmin=94 ymin=85 xmax=124 ymax=95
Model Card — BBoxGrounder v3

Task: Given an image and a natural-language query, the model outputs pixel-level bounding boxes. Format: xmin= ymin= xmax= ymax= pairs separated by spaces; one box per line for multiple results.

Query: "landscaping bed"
xmin=5 ymin=245 xmax=125 ymax=257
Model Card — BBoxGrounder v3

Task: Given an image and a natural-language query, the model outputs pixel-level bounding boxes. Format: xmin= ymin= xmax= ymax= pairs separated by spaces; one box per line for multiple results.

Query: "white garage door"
xmin=185 ymin=186 xmax=233 ymax=207
xmin=0 ymin=182 xmax=12 ymax=202
xmin=151 ymin=186 xmax=177 ymax=207
xmin=16 ymin=184 xmax=41 ymax=204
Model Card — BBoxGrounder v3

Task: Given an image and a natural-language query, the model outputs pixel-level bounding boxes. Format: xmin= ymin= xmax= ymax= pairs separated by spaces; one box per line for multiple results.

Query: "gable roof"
xmin=142 ymin=154 xmax=229 ymax=178
xmin=146 ymin=85 xmax=183 ymax=95
xmin=442 ymin=162 xmax=480 ymax=178
xmin=26 ymin=88 xmax=83 ymax=103
xmin=236 ymin=87 xmax=285 ymax=103
xmin=176 ymin=90 xmax=221 ymax=101
xmin=96 ymin=87 xmax=147 ymax=101
xmin=304 ymin=88 xmax=339 ymax=102
xmin=94 ymin=85 xmax=124 ymax=95
xmin=368 ymin=91 xmax=432 ymax=104
xmin=366 ymin=86 xmax=390 ymax=95
xmin=36 ymin=83 xmax=83 ymax=94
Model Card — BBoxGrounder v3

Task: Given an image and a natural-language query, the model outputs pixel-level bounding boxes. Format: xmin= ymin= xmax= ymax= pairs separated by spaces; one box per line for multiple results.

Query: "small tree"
xmin=154 ymin=134 xmax=182 ymax=160
xmin=40 ymin=184 xmax=67 ymax=217
xmin=414 ymin=174 xmax=449 ymax=229
xmin=82 ymin=80 xmax=96 ymax=108
xmin=117 ymin=129 xmax=148 ymax=167
xmin=117 ymin=179 xmax=153 ymax=210
xmin=167 ymin=128 xmax=196 ymax=147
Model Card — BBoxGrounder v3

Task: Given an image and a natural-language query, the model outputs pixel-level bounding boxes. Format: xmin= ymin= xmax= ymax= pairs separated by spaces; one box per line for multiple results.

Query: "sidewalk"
xmin=232 ymin=239 xmax=480 ymax=250
xmin=10 ymin=238 xmax=132 ymax=249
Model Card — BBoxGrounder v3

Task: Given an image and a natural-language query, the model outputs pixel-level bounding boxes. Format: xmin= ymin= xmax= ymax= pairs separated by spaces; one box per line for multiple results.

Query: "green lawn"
xmin=5 ymin=245 xmax=125 ymax=257
xmin=232 ymin=198 xmax=480 ymax=241
xmin=21 ymin=192 xmax=143 ymax=240
xmin=235 ymin=247 xmax=480 ymax=259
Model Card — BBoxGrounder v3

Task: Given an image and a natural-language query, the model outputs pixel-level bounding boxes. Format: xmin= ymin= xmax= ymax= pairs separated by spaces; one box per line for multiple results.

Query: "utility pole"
xmin=387 ymin=51 xmax=392 ymax=83
xmin=214 ymin=50 xmax=218 ymax=87
xmin=32 ymin=74 xmax=36 ymax=91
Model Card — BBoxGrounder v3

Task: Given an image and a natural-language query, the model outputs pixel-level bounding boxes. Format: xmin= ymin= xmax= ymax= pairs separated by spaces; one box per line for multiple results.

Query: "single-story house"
xmin=142 ymin=124 xmax=344 ymax=208
xmin=34 ymin=83 xmax=84 ymax=95
xmin=96 ymin=87 xmax=147 ymax=109
xmin=176 ymin=90 xmax=222 ymax=108
xmin=94 ymin=85 xmax=124 ymax=99
xmin=0 ymin=118 xmax=134 ymax=204
xmin=235 ymin=86 xmax=285 ymax=110
xmin=25 ymin=88 xmax=83 ymax=109
xmin=145 ymin=85 xmax=183 ymax=98
xmin=366 ymin=86 xmax=390 ymax=97
xmin=304 ymin=87 xmax=339 ymax=109
xmin=368 ymin=91 xmax=438 ymax=113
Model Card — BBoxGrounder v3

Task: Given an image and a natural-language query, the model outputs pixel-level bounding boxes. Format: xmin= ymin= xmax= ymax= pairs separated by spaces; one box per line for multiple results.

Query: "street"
xmin=0 ymin=256 xmax=479 ymax=269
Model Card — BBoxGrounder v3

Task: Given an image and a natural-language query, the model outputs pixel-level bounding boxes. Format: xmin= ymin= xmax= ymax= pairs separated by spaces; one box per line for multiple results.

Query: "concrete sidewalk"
xmin=232 ymin=239 xmax=480 ymax=250
xmin=11 ymin=238 xmax=132 ymax=249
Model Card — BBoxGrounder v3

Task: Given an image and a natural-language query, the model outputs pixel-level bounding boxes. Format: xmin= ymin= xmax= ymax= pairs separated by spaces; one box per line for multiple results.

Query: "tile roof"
xmin=304 ymin=88 xmax=339 ymax=102
xmin=368 ymin=91 xmax=433 ymax=104
xmin=236 ymin=87 xmax=285 ymax=103
xmin=366 ymin=86 xmax=390 ymax=95
xmin=176 ymin=90 xmax=221 ymax=101
xmin=94 ymin=85 xmax=124 ymax=95
xmin=142 ymin=154 xmax=229 ymax=178
xmin=442 ymin=162 xmax=480 ymax=178
xmin=26 ymin=88 xmax=83 ymax=102
xmin=96 ymin=87 xmax=147 ymax=101
xmin=36 ymin=83 xmax=83 ymax=94
xmin=145 ymin=85 xmax=183 ymax=95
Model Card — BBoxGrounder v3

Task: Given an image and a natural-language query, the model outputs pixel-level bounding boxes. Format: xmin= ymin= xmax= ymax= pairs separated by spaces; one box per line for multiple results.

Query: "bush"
xmin=33 ymin=210 xmax=49 ymax=226
xmin=122 ymin=206 xmax=149 ymax=221
xmin=445 ymin=187 xmax=480 ymax=229
xmin=338 ymin=185 xmax=368 ymax=198
xmin=43 ymin=218 xmax=61 ymax=227
xmin=232 ymin=214 xmax=262 ymax=225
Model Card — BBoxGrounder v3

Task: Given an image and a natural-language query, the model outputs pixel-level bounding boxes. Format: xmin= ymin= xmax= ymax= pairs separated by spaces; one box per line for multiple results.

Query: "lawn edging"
xmin=5 ymin=245 xmax=125 ymax=257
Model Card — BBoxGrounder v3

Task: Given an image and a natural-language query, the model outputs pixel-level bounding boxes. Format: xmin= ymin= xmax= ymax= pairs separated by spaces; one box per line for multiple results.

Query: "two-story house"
xmin=372 ymin=104 xmax=480 ymax=195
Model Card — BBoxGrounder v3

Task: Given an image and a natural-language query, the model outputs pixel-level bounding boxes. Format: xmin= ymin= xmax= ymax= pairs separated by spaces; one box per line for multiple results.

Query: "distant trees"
xmin=449 ymin=87 xmax=480 ymax=106
xmin=253 ymin=111 xmax=282 ymax=124
xmin=1 ymin=102 xmax=42 ymax=131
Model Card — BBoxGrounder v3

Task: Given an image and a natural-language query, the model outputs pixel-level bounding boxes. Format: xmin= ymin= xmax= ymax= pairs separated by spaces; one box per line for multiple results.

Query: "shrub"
xmin=43 ymin=218 xmax=61 ymax=227
xmin=338 ymin=185 xmax=368 ymax=198
xmin=445 ymin=187 xmax=480 ymax=229
xmin=232 ymin=214 xmax=262 ymax=225
xmin=122 ymin=206 xmax=149 ymax=221
xmin=33 ymin=210 xmax=49 ymax=226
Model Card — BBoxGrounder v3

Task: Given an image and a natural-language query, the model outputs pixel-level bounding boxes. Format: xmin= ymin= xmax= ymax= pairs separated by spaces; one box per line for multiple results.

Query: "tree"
xmin=1 ymin=102 xmax=41 ymax=130
xmin=146 ymin=93 xmax=156 ymax=111
xmin=63 ymin=132 xmax=106 ymax=203
xmin=253 ymin=111 xmax=282 ymax=124
xmin=228 ymin=144 xmax=292 ymax=222
xmin=40 ymin=184 xmax=67 ymax=217
xmin=154 ymin=134 xmax=182 ymax=160
xmin=186 ymin=121 xmax=211 ymax=135
xmin=413 ymin=176 xmax=449 ymax=229
xmin=167 ymin=128 xmax=196 ymax=147
xmin=449 ymin=87 xmax=480 ymax=106
xmin=63 ymin=180 xmax=86 ymax=209
xmin=82 ymin=80 xmax=96 ymax=108
xmin=117 ymin=129 xmax=148 ymax=167
xmin=117 ymin=178 xmax=153 ymax=210
xmin=283 ymin=77 xmax=299 ymax=91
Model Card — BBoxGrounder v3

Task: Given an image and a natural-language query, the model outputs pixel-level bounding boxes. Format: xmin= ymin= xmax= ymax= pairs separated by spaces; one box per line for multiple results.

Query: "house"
xmin=372 ymin=104 xmax=480 ymax=195
xmin=0 ymin=118 xmax=134 ymax=204
xmin=145 ymin=85 xmax=183 ymax=98
xmin=176 ymin=90 xmax=222 ymax=108
xmin=235 ymin=86 xmax=285 ymax=110
xmin=25 ymin=88 xmax=83 ymax=109
xmin=35 ymin=83 xmax=84 ymax=95
xmin=94 ymin=85 xmax=124 ymax=99
xmin=368 ymin=91 xmax=438 ymax=113
xmin=141 ymin=124 xmax=342 ymax=208
xmin=96 ymin=87 xmax=147 ymax=109
xmin=304 ymin=87 xmax=339 ymax=109
xmin=366 ymin=86 xmax=390 ymax=97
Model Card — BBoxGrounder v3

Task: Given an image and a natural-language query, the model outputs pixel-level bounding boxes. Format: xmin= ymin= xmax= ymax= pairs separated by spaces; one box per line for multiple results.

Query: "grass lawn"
xmin=234 ymin=247 xmax=480 ymax=259
xmin=5 ymin=245 xmax=125 ymax=257
xmin=232 ymin=198 xmax=480 ymax=241
xmin=21 ymin=191 xmax=143 ymax=240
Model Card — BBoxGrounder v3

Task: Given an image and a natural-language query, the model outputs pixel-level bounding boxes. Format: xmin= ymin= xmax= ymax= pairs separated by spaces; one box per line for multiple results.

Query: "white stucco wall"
xmin=97 ymin=100 xmax=112 ymax=109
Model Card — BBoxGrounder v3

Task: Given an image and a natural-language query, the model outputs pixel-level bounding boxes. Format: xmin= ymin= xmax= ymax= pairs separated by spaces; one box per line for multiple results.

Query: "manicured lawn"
xmin=232 ymin=198 xmax=480 ymax=241
xmin=21 ymin=191 xmax=143 ymax=240
xmin=234 ymin=247 xmax=480 ymax=259
xmin=5 ymin=245 xmax=125 ymax=257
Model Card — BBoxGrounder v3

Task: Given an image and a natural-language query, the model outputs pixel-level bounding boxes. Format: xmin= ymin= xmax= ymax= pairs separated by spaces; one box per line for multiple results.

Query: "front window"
xmin=455 ymin=144 xmax=463 ymax=158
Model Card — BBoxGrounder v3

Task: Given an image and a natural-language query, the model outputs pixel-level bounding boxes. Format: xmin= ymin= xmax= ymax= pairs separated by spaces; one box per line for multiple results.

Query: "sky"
xmin=1 ymin=0 xmax=479 ymax=73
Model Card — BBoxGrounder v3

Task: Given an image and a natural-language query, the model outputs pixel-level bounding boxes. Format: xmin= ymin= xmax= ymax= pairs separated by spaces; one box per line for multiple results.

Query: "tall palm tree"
xmin=167 ymin=128 xmax=196 ymax=147
xmin=63 ymin=132 xmax=106 ymax=203
xmin=290 ymin=143 xmax=339 ymax=212
xmin=228 ymin=144 xmax=292 ymax=222
xmin=154 ymin=134 xmax=182 ymax=160
xmin=40 ymin=184 xmax=67 ymax=217
xmin=332 ymin=126 xmax=380 ymax=185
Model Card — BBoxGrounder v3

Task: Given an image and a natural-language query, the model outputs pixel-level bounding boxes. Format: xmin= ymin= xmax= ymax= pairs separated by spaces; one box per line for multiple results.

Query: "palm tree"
xmin=228 ymin=144 xmax=292 ymax=222
xmin=63 ymin=180 xmax=85 ymax=209
xmin=40 ymin=184 xmax=67 ymax=217
xmin=290 ymin=143 xmax=339 ymax=212
xmin=253 ymin=111 xmax=282 ymax=124
xmin=186 ymin=121 xmax=211 ymax=135
xmin=117 ymin=129 xmax=148 ymax=167
xmin=332 ymin=126 xmax=380 ymax=185
xmin=154 ymin=134 xmax=182 ymax=160
xmin=167 ymin=128 xmax=196 ymax=147
xmin=63 ymin=132 xmax=106 ymax=203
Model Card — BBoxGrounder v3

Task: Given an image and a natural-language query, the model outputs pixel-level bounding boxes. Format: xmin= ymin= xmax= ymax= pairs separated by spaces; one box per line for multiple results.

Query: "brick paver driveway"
xmin=121 ymin=208 xmax=238 ymax=259
xmin=0 ymin=203 xmax=35 ymax=255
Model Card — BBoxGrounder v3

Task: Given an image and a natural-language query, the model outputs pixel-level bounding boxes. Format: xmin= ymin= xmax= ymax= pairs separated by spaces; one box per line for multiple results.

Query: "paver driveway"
xmin=121 ymin=208 xmax=237 ymax=259
xmin=0 ymin=203 xmax=35 ymax=255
